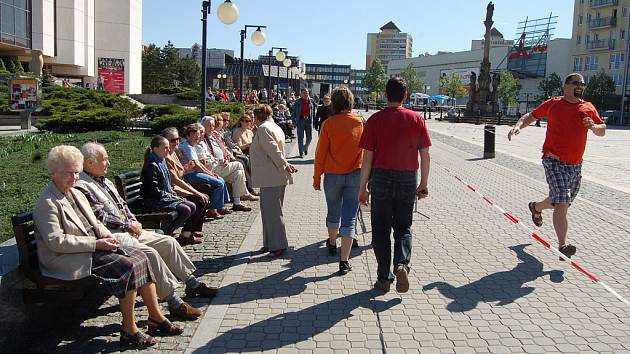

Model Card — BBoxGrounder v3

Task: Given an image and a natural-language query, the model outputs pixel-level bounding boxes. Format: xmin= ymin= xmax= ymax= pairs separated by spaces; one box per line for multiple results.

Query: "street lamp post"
xmin=200 ymin=0 xmax=239 ymax=118
xmin=239 ymin=25 xmax=267 ymax=103
xmin=217 ymin=73 xmax=226 ymax=89
xmin=283 ymin=58 xmax=291 ymax=98
xmin=268 ymin=47 xmax=286 ymax=102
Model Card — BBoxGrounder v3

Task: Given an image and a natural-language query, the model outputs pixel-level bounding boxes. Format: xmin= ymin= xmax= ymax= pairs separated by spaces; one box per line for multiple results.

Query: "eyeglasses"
xmin=570 ymin=81 xmax=586 ymax=87
xmin=169 ymin=138 xmax=180 ymax=143
xmin=242 ymin=119 xmax=252 ymax=122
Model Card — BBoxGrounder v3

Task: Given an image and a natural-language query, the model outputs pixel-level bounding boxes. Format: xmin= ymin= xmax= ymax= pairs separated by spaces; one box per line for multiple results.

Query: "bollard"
xmin=483 ymin=124 xmax=495 ymax=159
xmin=365 ymin=103 xmax=369 ymax=112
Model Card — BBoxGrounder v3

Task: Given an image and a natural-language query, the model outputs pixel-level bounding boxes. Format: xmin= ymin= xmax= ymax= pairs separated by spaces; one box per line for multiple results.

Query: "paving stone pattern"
xmin=187 ymin=131 xmax=630 ymax=353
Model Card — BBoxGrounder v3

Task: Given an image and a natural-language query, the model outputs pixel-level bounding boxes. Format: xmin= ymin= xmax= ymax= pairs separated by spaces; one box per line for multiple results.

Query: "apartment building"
xmin=366 ymin=21 xmax=413 ymax=72
xmin=572 ymin=0 xmax=628 ymax=93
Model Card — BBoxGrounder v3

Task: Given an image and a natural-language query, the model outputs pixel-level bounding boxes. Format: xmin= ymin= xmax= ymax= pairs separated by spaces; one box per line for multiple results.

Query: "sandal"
xmin=528 ymin=202 xmax=543 ymax=227
xmin=558 ymin=244 xmax=576 ymax=261
xmin=147 ymin=318 xmax=184 ymax=336
xmin=120 ymin=329 xmax=157 ymax=348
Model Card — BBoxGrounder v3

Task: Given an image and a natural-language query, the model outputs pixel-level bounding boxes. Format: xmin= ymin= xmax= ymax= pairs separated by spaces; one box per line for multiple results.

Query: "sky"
xmin=143 ymin=0 xmax=575 ymax=70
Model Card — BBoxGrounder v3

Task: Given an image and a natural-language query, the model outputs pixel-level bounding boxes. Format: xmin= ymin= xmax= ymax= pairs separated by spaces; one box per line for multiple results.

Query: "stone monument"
xmin=465 ymin=1 xmax=500 ymax=118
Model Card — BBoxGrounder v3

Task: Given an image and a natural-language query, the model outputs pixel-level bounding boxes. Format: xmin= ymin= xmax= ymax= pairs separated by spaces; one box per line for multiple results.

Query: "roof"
xmin=490 ymin=27 xmax=503 ymax=38
xmin=380 ymin=21 xmax=401 ymax=32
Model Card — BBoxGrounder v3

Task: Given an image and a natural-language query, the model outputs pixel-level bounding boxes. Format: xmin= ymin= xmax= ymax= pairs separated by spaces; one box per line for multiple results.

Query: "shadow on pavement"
xmin=191 ymin=289 xmax=400 ymax=352
xmin=211 ymin=240 xmax=370 ymax=306
xmin=422 ymin=244 xmax=564 ymax=312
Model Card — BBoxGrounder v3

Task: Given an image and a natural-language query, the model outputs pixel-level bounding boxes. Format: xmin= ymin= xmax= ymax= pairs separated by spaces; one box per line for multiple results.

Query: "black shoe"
xmin=298 ymin=154 xmax=304 ymax=158
xmin=305 ymin=149 xmax=308 ymax=155
xmin=559 ymin=244 xmax=576 ymax=261
xmin=352 ymin=239 xmax=359 ymax=248
xmin=338 ymin=261 xmax=352 ymax=275
xmin=326 ymin=239 xmax=336 ymax=256
xmin=374 ymin=279 xmax=391 ymax=293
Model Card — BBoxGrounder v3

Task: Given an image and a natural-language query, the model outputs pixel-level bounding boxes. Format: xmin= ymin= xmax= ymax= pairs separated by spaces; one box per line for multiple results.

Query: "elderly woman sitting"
xmin=33 ymin=145 xmax=182 ymax=348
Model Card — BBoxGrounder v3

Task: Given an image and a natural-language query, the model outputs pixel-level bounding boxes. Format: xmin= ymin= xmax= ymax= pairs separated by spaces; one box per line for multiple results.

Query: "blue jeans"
xmin=296 ymin=118 xmax=313 ymax=155
xmin=370 ymin=168 xmax=416 ymax=281
xmin=323 ymin=169 xmax=361 ymax=237
xmin=183 ymin=172 xmax=229 ymax=209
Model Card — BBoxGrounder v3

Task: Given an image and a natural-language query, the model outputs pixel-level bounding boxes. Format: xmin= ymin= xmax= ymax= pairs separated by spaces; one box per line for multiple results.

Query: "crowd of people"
xmin=29 ymin=72 xmax=604 ymax=348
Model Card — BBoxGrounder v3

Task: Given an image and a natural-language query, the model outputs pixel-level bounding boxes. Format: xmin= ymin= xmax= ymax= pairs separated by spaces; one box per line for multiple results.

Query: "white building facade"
xmin=2 ymin=0 xmax=142 ymax=93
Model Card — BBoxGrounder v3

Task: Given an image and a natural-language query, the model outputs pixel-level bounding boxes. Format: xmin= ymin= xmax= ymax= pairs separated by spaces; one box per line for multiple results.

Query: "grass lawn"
xmin=0 ymin=131 xmax=151 ymax=243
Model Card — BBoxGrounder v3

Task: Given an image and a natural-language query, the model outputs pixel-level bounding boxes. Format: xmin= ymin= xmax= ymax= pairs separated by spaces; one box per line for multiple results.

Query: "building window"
xmin=610 ymin=53 xmax=624 ymax=69
xmin=622 ymin=30 xmax=626 ymax=40
xmin=624 ymin=7 xmax=628 ymax=17
xmin=577 ymin=35 xmax=582 ymax=44
xmin=585 ymin=55 xmax=599 ymax=71
xmin=574 ymin=57 xmax=583 ymax=71
xmin=0 ymin=0 xmax=31 ymax=48
xmin=579 ymin=15 xmax=583 ymax=25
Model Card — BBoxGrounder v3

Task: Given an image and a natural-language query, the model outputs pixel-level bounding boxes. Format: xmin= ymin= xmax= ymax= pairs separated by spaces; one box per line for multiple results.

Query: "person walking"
xmin=291 ymin=88 xmax=317 ymax=158
xmin=508 ymin=72 xmax=606 ymax=261
xmin=359 ymin=77 xmax=432 ymax=293
xmin=314 ymin=93 xmax=333 ymax=133
xmin=250 ymin=104 xmax=298 ymax=257
xmin=313 ymin=87 xmax=363 ymax=275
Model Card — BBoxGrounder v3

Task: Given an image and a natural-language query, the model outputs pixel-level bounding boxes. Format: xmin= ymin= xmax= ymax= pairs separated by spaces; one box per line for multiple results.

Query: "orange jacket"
xmin=313 ymin=111 xmax=363 ymax=186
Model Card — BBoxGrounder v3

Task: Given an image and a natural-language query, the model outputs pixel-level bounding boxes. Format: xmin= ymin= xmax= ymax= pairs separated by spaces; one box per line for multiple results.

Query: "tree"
xmin=439 ymin=73 xmax=467 ymax=98
xmin=537 ymin=72 xmax=563 ymax=101
xmin=399 ymin=63 xmax=423 ymax=97
xmin=160 ymin=41 xmax=180 ymax=87
xmin=497 ymin=69 xmax=521 ymax=108
xmin=177 ymin=55 xmax=201 ymax=90
xmin=142 ymin=44 xmax=164 ymax=93
xmin=14 ymin=60 xmax=25 ymax=74
xmin=364 ymin=59 xmax=387 ymax=101
xmin=583 ymin=69 xmax=616 ymax=109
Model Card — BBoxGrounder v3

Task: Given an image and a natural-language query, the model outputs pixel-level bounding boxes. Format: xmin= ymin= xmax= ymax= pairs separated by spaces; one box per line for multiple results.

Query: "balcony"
xmin=589 ymin=16 xmax=617 ymax=29
xmin=590 ymin=0 xmax=619 ymax=8
xmin=587 ymin=38 xmax=616 ymax=50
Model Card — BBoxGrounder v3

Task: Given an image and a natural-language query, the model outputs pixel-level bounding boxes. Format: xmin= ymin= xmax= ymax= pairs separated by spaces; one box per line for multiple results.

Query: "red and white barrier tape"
xmin=448 ymin=168 xmax=630 ymax=307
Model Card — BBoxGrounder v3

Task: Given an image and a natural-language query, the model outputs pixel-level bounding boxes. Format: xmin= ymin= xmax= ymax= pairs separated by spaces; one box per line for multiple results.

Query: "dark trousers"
xmin=370 ymin=168 xmax=416 ymax=281
xmin=182 ymin=194 xmax=208 ymax=232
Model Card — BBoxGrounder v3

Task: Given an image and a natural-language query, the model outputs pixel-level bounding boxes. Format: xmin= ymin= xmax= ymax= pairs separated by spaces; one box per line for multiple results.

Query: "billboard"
xmin=8 ymin=77 xmax=41 ymax=112
xmin=98 ymin=57 xmax=125 ymax=93
xmin=507 ymin=15 xmax=557 ymax=78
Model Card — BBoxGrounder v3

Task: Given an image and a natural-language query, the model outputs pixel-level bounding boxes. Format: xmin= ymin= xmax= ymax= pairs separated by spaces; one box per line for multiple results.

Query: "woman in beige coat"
xmin=250 ymin=104 xmax=297 ymax=257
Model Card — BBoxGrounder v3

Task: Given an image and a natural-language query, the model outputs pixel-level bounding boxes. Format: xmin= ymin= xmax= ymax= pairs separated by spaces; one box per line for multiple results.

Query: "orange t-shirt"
xmin=313 ymin=112 xmax=364 ymax=186
xmin=532 ymin=96 xmax=603 ymax=164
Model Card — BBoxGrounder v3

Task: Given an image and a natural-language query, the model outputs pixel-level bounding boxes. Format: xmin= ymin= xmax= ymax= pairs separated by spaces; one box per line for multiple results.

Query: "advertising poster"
xmin=8 ymin=77 xmax=41 ymax=112
xmin=98 ymin=57 xmax=125 ymax=93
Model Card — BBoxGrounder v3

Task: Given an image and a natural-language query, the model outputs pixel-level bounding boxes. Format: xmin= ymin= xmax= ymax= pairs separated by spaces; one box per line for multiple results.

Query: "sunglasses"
xmin=242 ymin=119 xmax=252 ymax=122
xmin=169 ymin=138 xmax=180 ymax=143
xmin=570 ymin=81 xmax=586 ymax=87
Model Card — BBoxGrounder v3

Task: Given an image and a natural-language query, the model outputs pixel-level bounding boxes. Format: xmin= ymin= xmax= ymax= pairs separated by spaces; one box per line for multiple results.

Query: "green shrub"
xmin=174 ymin=89 xmax=199 ymax=100
xmin=142 ymin=104 xmax=189 ymax=120
xmin=149 ymin=110 xmax=200 ymax=133
xmin=35 ymin=108 xmax=130 ymax=133
xmin=205 ymin=101 xmax=248 ymax=127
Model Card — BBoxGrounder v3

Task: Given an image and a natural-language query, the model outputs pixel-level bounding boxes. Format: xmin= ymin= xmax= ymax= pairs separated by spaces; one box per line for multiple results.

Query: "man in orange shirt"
xmin=508 ymin=73 xmax=606 ymax=260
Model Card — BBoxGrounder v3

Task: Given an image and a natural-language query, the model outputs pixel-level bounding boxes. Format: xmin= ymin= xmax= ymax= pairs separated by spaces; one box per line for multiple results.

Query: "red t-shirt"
xmin=359 ymin=106 xmax=432 ymax=171
xmin=532 ymin=96 xmax=603 ymax=164
xmin=300 ymin=98 xmax=310 ymax=118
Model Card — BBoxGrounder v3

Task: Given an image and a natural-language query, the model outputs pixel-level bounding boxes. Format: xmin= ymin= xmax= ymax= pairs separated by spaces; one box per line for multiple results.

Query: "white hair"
xmin=80 ymin=142 xmax=106 ymax=162
xmin=200 ymin=115 xmax=215 ymax=127
xmin=47 ymin=145 xmax=83 ymax=174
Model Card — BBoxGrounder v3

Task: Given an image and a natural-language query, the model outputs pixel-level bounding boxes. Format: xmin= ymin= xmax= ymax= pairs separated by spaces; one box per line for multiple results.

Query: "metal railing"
xmin=587 ymin=38 xmax=616 ymax=50
xmin=590 ymin=0 xmax=619 ymax=8
xmin=589 ymin=16 xmax=617 ymax=29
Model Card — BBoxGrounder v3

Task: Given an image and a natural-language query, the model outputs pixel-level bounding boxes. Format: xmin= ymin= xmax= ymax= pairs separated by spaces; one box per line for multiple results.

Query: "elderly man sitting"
xmin=74 ymin=142 xmax=218 ymax=320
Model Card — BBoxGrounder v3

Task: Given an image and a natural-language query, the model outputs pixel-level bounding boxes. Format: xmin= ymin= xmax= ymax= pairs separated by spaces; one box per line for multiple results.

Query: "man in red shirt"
xmin=291 ymin=88 xmax=317 ymax=158
xmin=508 ymin=73 xmax=606 ymax=261
xmin=359 ymin=77 xmax=432 ymax=293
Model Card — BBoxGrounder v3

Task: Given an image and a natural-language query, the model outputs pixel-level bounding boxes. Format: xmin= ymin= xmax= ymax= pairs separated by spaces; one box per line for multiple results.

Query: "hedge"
xmin=35 ymin=108 xmax=130 ymax=133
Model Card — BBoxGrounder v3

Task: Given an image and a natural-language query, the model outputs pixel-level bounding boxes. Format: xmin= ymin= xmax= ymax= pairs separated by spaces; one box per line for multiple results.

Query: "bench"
xmin=12 ymin=212 xmax=96 ymax=303
xmin=114 ymin=169 xmax=177 ymax=230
